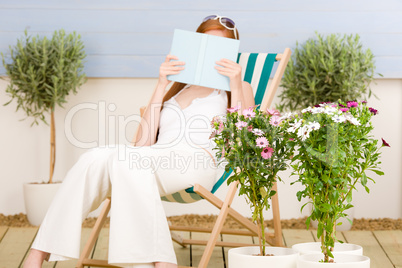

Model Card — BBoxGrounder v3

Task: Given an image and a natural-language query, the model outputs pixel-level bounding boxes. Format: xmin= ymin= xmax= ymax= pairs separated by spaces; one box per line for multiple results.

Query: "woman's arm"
xmin=132 ymin=55 xmax=185 ymax=146
xmin=215 ymin=59 xmax=255 ymax=109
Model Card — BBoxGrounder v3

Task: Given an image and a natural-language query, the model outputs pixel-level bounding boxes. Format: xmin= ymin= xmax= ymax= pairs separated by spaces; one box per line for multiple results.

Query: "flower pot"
xmin=297 ymin=253 xmax=370 ymax=268
xmin=292 ymin=242 xmax=363 ymax=255
xmin=23 ymin=182 xmax=61 ymax=226
xmin=228 ymin=246 xmax=298 ymax=268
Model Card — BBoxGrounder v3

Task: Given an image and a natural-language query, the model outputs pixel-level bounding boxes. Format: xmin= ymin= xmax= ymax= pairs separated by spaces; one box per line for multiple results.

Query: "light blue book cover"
xmin=167 ymin=29 xmax=240 ymax=91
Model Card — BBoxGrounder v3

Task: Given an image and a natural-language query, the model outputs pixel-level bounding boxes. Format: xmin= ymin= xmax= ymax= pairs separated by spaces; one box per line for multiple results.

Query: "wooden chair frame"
xmin=76 ymin=48 xmax=292 ymax=268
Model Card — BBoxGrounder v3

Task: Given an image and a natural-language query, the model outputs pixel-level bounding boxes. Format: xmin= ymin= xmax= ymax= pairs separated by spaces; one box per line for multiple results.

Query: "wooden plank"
xmin=92 ymin=227 xmax=110 ymax=261
xmin=20 ymin=233 xmax=55 ymax=268
xmin=172 ymin=231 xmax=191 ymax=267
xmin=0 ymin=227 xmax=38 ymax=268
xmin=54 ymin=228 xmax=94 ymax=268
xmin=342 ymin=231 xmax=393 ymax=268
xmin=282 ymin=229 xmax=315 ymax=247
xmin=191 ymin=232 xmax=224 ymax=268
xmin=2 ymin=32 xmax=400 ymax=58
xmin=0 ymin=227 xmax=8 ymax=242
xmin=373 ymin=230 xmax=402 ymax=267
xmin=1 ymin=54 xmax=400 ymax=79
xmin=222 ymin=233 xmax=255 ymax=267
xmin=1 ymin=9 xmax=402 ymax=34
xmin=1 ymin=0 xmax=402 ymax=11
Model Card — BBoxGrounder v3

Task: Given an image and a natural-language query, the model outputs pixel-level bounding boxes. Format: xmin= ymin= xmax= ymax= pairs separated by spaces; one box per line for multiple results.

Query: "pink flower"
xmin=227 ymin=105 xmax=240 ymax=113
xmin=235 ymin=121 xmax=248 ymax=129
xmin=261 ymin=147 xmax=274 ymax=159
xmin=218 ymin=122 xmax=224 ymax=133
xmin=211 ymin=116 xmax=222 ymax=128
xmin=209 ymin=131 xmax=217 ymax=139
xmin=269 ymin=116 xmax=282 ymax=126
xmin=256 ymin=137 xmax=269 ymax=148
xmin=347 ymin=101 xmax=359 ymax=108
xmin=267 ymin=109 xmax=280 ymax=116
xmin=242 ymin=108 xmax=256 ymax=118
xmin=340 ymin=108 xmax=349 ymax=112
xmin=369 ymin=107 xmax=378 ymax=115
xmin=247 ymin=125 xmax=253 ymax=132
xmin=382 ymin=138 xmax=390 ymax=147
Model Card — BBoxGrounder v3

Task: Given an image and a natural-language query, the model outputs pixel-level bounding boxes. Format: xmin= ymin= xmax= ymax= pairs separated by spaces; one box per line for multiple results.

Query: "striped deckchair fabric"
xmin=161 ymin=53 xmax=278 ymax=204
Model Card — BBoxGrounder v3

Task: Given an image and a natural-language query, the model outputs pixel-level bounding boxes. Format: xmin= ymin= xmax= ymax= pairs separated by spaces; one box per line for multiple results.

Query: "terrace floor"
xmin=0 ymin=226 xmax=401 ymax=268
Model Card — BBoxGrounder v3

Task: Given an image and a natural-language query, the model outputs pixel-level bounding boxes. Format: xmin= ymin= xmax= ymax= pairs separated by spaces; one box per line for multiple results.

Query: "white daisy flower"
xmin=297 ymin=125 xmax=311 ymax=141
xmin=252 ymin=128 xmax=265 ymax=136
xmin=319 ymin=102 xmax=336 ymax=107
xmin=287 ymin=119 xmax=302 ymax=133
xmin=311 ymin=107 xmax=325 ymax=114
xmin=348 ymin=117 xmax=361 ymax=126
xmin=332 ymin=115 xmax=346 ymax=123
xmin=307 ymin=121 xmax=321 ymax=131
xmin=280 ymin=112 xmax=293 ymax=120
xmin=302 ymin=107 xmax=312 ymax=113
xmin=324 ymin=106 xmax=338 ymax=115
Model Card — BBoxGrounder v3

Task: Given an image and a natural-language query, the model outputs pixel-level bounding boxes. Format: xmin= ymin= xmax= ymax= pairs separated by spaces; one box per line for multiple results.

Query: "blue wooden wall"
xmin=0 ymin=0 xmax=401 ymax=78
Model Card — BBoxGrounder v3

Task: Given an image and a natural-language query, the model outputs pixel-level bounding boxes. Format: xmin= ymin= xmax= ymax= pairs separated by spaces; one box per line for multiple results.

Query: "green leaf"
xmin=368 ymin=169 xmax=384 ymax=176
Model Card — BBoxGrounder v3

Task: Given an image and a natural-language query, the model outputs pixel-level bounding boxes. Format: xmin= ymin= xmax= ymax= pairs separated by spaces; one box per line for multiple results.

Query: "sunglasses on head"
xmin=202 ymin=15 xmax=237 ymax=40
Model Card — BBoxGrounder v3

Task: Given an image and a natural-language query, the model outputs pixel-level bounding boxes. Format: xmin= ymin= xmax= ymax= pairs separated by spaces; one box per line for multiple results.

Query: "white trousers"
xmin=31 ymin=142 xmax=217 ymax=267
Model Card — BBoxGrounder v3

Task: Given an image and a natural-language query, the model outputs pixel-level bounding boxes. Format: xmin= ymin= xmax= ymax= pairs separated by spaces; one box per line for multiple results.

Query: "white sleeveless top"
xmin=156 ymin=86 xmax=228 ymax=159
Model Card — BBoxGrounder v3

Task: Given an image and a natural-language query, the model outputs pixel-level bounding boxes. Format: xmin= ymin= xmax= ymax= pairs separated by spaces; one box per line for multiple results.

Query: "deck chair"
xmin=77 ymin=48 xmax=292 ymax=268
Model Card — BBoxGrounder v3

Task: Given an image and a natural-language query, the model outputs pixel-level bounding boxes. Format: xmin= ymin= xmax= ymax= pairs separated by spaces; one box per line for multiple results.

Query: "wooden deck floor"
xmin=0 ymin=226 xmax=401 ymax=268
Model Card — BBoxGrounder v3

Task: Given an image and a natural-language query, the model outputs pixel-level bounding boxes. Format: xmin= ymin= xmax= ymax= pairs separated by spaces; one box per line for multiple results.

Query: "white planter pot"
xmin=23 ymin=182 xmax=61 ymax=226
xmin=229 ymin=246 xmax=298 ymax=268
xmin=297 ymin=253 xmax=370 ymax=268
xmin=292 ymin=242 xmax=363 ymax=255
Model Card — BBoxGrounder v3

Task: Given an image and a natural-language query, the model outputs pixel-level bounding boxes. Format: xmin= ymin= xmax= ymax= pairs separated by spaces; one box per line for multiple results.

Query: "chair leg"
xmin=76 ymin=197 xmax=111 ymax=268
xmin=197 ymin=181 xmax=239 ymax=268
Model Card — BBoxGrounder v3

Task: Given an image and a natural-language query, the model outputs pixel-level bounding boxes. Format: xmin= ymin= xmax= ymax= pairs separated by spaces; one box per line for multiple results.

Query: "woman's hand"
xmin=216 ymin=58 xmax=254 ymax=110
xmin=215 ymin=58 xmax=243 ymax=91
xmin=158 ymin=54 xmax=185 ymax=88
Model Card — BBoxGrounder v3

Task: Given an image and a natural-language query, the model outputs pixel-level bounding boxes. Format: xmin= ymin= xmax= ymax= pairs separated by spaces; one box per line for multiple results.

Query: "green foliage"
xmin=282 ymin=101 xmax=388 ymax=262
xmin=211 ymin=106 xmax=293 ymax=255
xmin=1 ymin=29 xmax=87 ymax=125
xmin=278 ymin=32 xmax=377 ymax=112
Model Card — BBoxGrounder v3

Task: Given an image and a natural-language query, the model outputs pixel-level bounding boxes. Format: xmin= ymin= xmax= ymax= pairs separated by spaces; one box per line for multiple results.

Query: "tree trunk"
xmin=49 ymin=111 xmax=56 ymax=184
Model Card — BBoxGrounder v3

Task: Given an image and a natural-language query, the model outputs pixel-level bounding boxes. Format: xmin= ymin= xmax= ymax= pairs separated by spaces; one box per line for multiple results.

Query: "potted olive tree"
xmin=282 ymin=101 xmax=389 ymax=267
xmin=211 ymin=105 xmax=297 ymax=268
xmin=277 ymin=32 xmax=377 ymax=112
xmin=278 ymin=32 xmax=378 ymax=231
xmin=1 ymin=29 xmax=86 ymax=225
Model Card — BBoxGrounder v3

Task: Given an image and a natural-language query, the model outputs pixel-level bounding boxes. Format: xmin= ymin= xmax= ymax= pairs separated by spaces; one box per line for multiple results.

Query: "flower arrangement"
xmin=282 ymin=100 xmax=389 ymax=262
xmin=210 ymin=105 xmax=293 ymax=256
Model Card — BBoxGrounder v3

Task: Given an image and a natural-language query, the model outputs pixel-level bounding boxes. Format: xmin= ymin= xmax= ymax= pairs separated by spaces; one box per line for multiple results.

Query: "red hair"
xmin=161 ymin=19 xmax=238 ymax=109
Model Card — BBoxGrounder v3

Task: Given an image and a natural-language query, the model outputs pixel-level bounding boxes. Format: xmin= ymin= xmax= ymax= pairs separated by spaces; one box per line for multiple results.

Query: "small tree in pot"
xmin=282 ymin=101 xmax=389 ymax=262
xmin=211 ymin=105 xmax=293 ymax=256
xmin=277 ymin=32 xmax=377 ymax=112
xmin=2 ymin=29 xmax=86 ymax=183
xmin=1 ymin=29 xmax=86 ymax=225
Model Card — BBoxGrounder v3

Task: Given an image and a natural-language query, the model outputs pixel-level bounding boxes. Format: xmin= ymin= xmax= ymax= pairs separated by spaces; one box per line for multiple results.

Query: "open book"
xmin=167 ymin=29 xmax=240 ymax=91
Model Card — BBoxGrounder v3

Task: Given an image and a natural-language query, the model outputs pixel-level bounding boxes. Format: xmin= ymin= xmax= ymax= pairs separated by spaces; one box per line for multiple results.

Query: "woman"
xmin=24 ymin=15 xmax=254 ymax=268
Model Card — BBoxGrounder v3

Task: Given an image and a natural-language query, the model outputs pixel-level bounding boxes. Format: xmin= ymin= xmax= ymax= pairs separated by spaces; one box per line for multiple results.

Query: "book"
xmin=167 ymin=29 xmax=240 ymax=91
